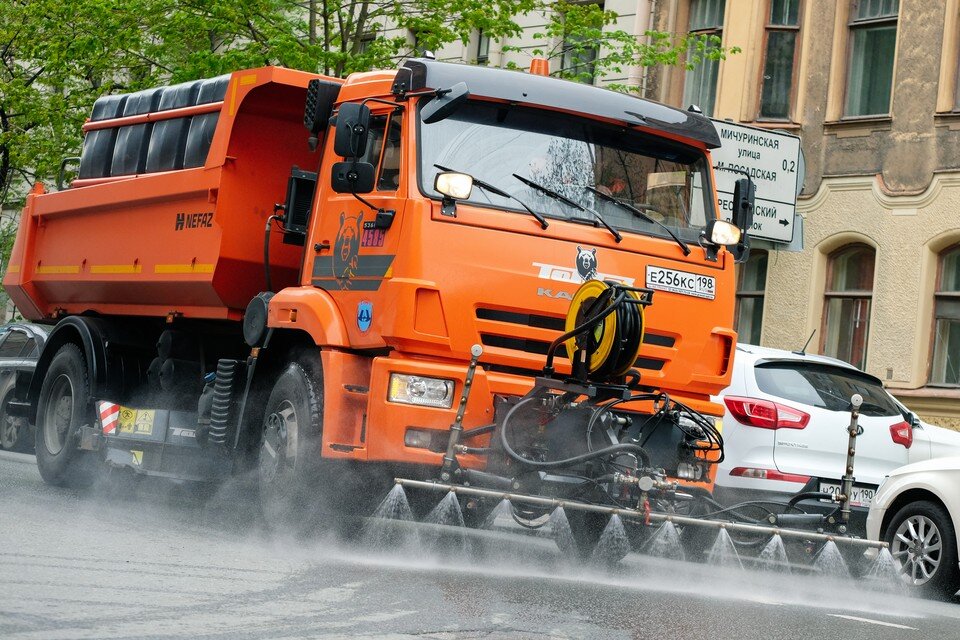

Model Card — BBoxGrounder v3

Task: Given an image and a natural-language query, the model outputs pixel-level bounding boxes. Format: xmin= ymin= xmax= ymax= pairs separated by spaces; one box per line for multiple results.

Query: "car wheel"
xmin=35 ymin=344 xmax=95 ymax=486
xmin=0 ymin=384 xmax=19 ymax=450
xmin=885 ymin=500 xmax=960 ymax=600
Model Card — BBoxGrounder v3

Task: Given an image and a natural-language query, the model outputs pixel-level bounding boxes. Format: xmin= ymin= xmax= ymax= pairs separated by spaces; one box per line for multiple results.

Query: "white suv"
xmin=714 ymin=344 xmax=960 ymax=518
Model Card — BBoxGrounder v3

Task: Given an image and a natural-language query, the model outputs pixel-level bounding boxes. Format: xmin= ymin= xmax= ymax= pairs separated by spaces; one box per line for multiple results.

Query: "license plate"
xmin=645 ymin=266 xmax=715 ymax=300
xmin=819 ymin=482 xmax=876 ymax=508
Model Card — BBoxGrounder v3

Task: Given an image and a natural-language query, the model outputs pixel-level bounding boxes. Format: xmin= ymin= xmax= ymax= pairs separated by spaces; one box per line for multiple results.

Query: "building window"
xmin=683 ymin=0 xmax=726 ymax=117
xmin=931 ymin=245 xmax=960 ymax=385
xmin=759 ymin=0 xmax=801 ymax=120
xmin=476 ymin=30 xmax=490 ymax=64
xmin=735 ymin=250 xmax=768 ymax=345
xmin=822 ymin=244 xmax=875 ymax=369
xmin=845 ymin=0 xmax=898 ymax=117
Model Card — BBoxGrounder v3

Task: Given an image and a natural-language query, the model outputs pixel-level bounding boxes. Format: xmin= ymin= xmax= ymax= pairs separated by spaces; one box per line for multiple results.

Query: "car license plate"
xmin=818 ymin=482 xmax=876 ymax=508
xmin=645 ymin=266 xmax=715 ymax=300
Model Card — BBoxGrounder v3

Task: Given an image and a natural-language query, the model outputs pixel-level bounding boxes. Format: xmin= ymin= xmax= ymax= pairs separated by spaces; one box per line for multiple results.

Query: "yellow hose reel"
xmin=563 ymin=280 xmax=647 ymax=380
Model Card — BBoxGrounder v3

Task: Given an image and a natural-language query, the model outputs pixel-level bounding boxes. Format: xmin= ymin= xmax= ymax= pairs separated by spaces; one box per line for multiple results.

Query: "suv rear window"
xmin=754 ymin=361 xmax=901 ymax=417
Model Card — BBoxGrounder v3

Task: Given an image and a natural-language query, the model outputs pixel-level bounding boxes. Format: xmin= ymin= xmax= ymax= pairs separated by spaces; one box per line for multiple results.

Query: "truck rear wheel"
xmin=258 ymin=359 xmax=325 ymax=527
xmin=35 ymin=343 xmax=94 ymax=486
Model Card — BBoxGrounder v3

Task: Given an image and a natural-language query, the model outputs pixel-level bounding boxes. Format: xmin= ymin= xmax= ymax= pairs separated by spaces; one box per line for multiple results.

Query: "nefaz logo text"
xmin=175 ymin=212 xmax=214 ymax=231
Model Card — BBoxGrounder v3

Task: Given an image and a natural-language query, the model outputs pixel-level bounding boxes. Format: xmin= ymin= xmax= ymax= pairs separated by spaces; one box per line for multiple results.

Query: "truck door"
xmin=308 ymin=106 xmax=406 ymax=348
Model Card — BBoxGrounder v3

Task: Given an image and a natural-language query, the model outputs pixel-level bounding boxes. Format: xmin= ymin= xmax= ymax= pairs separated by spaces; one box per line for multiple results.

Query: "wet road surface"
xmin=1 ymin=449 xmax=958 ymax=639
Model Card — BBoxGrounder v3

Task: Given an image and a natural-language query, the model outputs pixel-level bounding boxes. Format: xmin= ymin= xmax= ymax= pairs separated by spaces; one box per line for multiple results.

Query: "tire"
xmin=885 ymin=500 xmax=960 ymax=600
xmin=257 ymin=359 xmax=326 ymax=527
xmin=0 ymin=381 xmax=32 ymax=452
xmin=35 ymin=343 xmax=94 ymax=486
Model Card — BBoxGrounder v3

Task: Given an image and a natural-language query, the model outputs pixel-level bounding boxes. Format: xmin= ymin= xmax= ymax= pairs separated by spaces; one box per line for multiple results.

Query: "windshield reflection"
xmin=419 ymin=101 xmax=715 ymax=240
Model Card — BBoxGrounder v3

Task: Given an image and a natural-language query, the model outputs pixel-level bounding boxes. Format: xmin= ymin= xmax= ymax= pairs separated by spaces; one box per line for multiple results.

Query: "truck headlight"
xmin=388 ymin=374 xmax=456 ymax=409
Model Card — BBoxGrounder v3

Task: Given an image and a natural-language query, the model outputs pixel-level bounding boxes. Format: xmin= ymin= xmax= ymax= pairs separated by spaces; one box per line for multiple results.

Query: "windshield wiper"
xmin=434 ymin=164 xmax=548 ymax=229
xmin=514 ymin=174 xmax=621 ymax=242
xmin=586 ymin=186 xmax=690 ymax=256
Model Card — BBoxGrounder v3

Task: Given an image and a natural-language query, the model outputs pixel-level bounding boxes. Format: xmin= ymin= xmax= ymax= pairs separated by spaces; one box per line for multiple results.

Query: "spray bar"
xmin=394 ymin=478 xmax=889 ymax=551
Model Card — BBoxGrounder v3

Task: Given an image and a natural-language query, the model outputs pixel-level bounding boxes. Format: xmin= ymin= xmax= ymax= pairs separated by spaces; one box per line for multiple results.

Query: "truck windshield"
xmin=419 ymin=101 xmax=715 ymax=241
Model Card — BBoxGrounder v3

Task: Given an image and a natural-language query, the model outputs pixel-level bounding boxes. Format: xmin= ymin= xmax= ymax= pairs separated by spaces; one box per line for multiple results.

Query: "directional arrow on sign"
xmin=779 ymin=219 xmax=789 ymax=226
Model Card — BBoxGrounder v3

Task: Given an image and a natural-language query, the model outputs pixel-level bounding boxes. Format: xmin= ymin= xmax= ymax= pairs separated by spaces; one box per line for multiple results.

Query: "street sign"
xmin=710 ymin=120 xmax=802 ymax=243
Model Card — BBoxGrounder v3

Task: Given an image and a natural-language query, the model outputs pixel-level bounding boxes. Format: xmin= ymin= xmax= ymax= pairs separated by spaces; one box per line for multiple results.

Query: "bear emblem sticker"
xmin=357 ymin=301 xmax=373 ymax=333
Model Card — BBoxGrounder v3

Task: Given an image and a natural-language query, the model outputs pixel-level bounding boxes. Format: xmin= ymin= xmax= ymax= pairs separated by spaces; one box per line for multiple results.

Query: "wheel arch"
xmin=26 ymin=316 xmax=155 ymax=423
xmin=881 ymin=488 xmax=957 ymax=547
xmin=266 ymin=287 xmax=350 ymax=348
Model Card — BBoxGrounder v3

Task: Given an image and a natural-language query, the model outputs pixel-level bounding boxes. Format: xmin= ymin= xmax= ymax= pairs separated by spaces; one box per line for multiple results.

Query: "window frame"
xmin=682 ymin=0 xmax=727 ymax=117
xmin=476 ymin=29 xmax=490 ymax=64
xmin=0 ymin=328 xmax=29 ymax=358
xmin=820 ymin=243 xmax=876 ymax=370
xmin=735 ymin=250 xmax=768 ymax=345
xmin=929 ymin=243 xmax=960 ymax=386
xmin=842 ymin=0 xmax=899 ymax=118
xmin=756 ymin=0 xmax=803 ymax=122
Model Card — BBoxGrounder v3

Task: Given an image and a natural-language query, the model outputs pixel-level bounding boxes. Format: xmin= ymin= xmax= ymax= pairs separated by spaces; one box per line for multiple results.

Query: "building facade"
xmin=651 ymin=0 xmax=960 ymax=428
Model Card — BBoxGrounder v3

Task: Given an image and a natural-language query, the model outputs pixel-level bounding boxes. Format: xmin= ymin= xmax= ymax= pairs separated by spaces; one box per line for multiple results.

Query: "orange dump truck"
xmin=4 ymin=59 xmax=755 ymax=548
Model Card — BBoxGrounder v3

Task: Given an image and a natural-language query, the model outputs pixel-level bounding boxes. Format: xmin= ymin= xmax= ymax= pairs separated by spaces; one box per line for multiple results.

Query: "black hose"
xmin=263 ymin=214 xmax=282 ymax=293
xmin=787 ymin=491 xmax=834 ymax=509
xmin=499 ymin=397 xmax=652 ymax=470
xmin=461 ymin=423 xmax=496 ymax=439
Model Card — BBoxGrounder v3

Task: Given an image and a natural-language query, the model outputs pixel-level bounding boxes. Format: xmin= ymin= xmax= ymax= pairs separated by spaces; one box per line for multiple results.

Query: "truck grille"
xmin=475 ymin=307 xmax=673 ymax=375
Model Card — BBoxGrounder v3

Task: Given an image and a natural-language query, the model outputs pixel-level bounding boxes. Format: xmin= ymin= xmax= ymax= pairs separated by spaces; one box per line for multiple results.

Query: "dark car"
xmin=0 ymin=322 xmax=49 ymax=452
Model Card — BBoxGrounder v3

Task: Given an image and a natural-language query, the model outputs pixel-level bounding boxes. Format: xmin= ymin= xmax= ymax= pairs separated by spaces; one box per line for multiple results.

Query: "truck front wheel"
xmin=258 ymin=359 xmax=325 ymax=527
xmin=35 ymin=343 xmax=94 ymax=486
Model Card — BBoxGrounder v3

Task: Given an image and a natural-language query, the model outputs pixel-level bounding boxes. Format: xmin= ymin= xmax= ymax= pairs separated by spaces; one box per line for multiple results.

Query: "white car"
xmin=866 ymin=457 xmax=960 ymax=599
xmin=713 ymin=344 xmax=960 ymax=523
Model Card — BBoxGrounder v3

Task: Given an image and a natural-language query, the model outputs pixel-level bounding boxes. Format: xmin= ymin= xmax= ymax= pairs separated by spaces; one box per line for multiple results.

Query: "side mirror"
xmin=420 ymin=82 xmax=469 ymax=124
xmin=334 ymin=102 xmax=371 ymax=158
xmin=732 ymin=177 xmax=755 ymax=231
xmin=331 ymin=161 xmax=375 ymax=194
xmin=303 ymin=79 xmax=341 ymax=151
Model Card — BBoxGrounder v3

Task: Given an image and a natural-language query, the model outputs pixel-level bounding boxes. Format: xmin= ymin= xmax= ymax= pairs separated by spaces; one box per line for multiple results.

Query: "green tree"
xmin=506 ymin=1 xmax=739 ymax=90
xmin=0 ymin=0 xmax=740 ymax=260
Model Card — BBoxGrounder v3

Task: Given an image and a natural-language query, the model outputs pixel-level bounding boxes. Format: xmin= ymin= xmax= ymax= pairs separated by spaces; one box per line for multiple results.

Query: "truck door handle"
xmin=314 ymin=241 xmax=331 ymax=252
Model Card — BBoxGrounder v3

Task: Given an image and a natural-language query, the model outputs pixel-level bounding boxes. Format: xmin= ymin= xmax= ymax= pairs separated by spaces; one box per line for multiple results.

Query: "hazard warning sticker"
xmin=118 ymin=409 xmax=155 ymax=436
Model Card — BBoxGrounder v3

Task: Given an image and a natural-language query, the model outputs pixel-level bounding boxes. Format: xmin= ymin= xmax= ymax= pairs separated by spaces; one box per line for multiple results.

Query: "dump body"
xmin=4 ymin=67 xmax=335 ymax=321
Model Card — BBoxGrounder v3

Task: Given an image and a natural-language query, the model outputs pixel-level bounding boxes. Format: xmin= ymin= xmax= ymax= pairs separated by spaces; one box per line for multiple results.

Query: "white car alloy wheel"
xmin=891 ymin=514 xmax=943 ymax=586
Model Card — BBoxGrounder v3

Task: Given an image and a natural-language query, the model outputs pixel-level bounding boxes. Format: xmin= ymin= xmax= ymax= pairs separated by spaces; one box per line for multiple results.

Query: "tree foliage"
xmin=506 ymin=1 xmax=740 ymax=89
xmin=0 ymin=0 xmax=740 ymax=274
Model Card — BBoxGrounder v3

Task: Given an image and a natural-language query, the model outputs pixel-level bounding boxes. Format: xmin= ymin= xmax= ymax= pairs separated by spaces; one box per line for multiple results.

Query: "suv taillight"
xmin=889 ymin=421 xmax=913 ymax=449
xmin=724 ymin=396 xmax=810 ymax=430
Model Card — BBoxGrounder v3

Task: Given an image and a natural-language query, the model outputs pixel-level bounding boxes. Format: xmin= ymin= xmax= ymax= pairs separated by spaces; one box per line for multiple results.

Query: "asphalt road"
xmin=1 ymin=449 xmax=959 ymax=640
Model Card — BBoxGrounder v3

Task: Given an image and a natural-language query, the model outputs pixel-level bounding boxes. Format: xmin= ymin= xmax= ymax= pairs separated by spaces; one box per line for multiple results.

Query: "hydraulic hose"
xmin=787 ymin=491 xmax=834 ymax=509
xmin=499 ymin=397 xmax=652 ymax=470
xmin=263 ymin=214 xmax=283 ymax=292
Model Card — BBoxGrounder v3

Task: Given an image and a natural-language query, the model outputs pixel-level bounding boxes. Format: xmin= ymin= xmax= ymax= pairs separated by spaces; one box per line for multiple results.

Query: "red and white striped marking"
xmin=99 ymin=401 xmax=120 ymax=434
